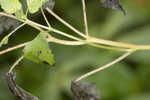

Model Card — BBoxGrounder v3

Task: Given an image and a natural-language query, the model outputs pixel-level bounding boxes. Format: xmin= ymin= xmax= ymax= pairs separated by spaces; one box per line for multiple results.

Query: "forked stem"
xmin=46 ymin=8 xmax=87 ymax=38
xmin=1 ymin=12 xmax=150 ymax=52
xmin=41 ymin=8 xmax=51 ymax=28
xmin=75 ymin=49 xmax=134 ymax=82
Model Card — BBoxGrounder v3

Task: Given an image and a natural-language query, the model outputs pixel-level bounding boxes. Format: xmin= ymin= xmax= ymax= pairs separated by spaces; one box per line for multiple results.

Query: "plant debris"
xmin=5 ymin=72 xmax=39 ymax=100
xmin=71 ymin=81 xmax=100 ymax=100
xmin=101 ymin=0 xmax=126 ymax=15
xmin=42 ymin=0 xmax=55 ymax=9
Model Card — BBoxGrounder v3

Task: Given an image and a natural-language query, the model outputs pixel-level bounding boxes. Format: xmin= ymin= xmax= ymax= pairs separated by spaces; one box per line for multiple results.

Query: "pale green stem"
xmin=81 ymin=0 xmax=89 ymax=37
xmin=75 ymin=50 xmax=134 ymax=82
xmin=41 ymin=8 xmax=51 ymax=28
xmin=8 ymin=55 xmax=24 ymax=73
xmin=6 ymin=23 xmax=26 ymax=38
xmin=46 ymin=8 xmax=87 ymax=38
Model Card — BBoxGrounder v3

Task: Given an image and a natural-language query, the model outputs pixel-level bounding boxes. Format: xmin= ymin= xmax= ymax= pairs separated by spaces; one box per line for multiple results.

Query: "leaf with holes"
xmin=0 ymin=0 xmax=22 ymax=13
xmin=23 ymin=32 xmax=55 ymax=66
xmin=27 ymin=0 xmax=48 ymax=13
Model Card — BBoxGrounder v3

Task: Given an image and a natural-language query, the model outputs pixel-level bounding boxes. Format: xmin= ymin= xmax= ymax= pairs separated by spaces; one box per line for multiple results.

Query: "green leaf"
xmin=24 ymin=32 xmax=55 ymax=66
xmin=0 ymin=0 xmax=22 ymax=13
xmin=15 ymin=9 xmax=26 ymax=19
xmin=27 ymin=0 xmax=48 ymax=13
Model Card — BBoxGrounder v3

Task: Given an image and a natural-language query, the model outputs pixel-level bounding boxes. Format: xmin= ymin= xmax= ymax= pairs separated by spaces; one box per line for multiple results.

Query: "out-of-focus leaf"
xmin=117 ymin=25 xmax=150 ymax=63
xmin=117 ymin=25 xmax=150 ymax=45
xmin=0 ymin=0 xmax=22 ymax=13
xmin=123 ymin=94 xmax=150 ymax=100
xmin=15 ymin=0 xmax=28 ymax=19
xmin=27 ymin=0 xmax=48 ymax=13
xmin=71 ymin=81 xmax=100 ymax=100
xmin=24 ymin=32 xmax=55 ymax=66
xmin=136 ymin=63 xmax=150 ymax=90
xmin=90 ymin=1 xmax=150 ymax=39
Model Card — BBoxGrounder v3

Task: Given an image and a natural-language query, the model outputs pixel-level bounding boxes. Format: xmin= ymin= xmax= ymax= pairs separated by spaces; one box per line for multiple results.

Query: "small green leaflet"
xmin=0 ymin=0 xmax=22 ymax=13
xmin=0 ymin=23 xmax=25 ymax=48
xmin=0 ymin=35 xmax=8 ymax=47
xmin=27 ymin=0 xmax=48 ymax=13
xmin=15 ymin=9 xmax=26 ymax=19
xmin=23 ymin=32 xmax=55 ymax=66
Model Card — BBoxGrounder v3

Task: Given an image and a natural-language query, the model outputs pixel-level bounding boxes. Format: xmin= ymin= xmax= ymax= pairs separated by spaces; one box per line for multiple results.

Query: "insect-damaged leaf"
xmin=71 ymin=81 xmax=101 ymax=100
xmin=27 ymin=0 xmax=49 ymax=13
xmin=23 ymin=32 xmax=55 ymax=66
xmin=0 ymin=0 xmax=22 ymax=13
xmin=101 ymin=0 xmax=126 ymax=15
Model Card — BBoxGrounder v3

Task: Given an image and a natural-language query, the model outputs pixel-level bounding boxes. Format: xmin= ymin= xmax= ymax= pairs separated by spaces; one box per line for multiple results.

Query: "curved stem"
xmin=8 ymin=55 xmax=24 ymax=73
xmin=75 ymin=49 xmax=134 ymax=82
xmin=6 ymin=23 xmax=26 ymax=38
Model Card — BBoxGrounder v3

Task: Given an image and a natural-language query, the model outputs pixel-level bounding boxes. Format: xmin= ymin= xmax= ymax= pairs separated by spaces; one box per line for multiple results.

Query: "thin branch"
xmin=47 ymin=36 xmax=85 ymax=45
xmin=0 ymin=42 xmax=29 ymax=55
xmin=0 ymin=12 xmax=23 ymax=22
xmin=88 ymin=37 xmax=150 ymax=50
xmin=75 ymin=50 xmax=134 ymax=82
xmin=44 ymin=10 xmax=150 ymax=50
xmin=26 ymin=19 xmax=83 ymax=41
xmin=81 ymin=0 xmax=89 ymax=37
xmin=0 ymin=23 xmax=26 ymax=49
xmin=6 ymin=23 xmax=26 ymax=38
xmin=41 ymin=8 xmax=51 ymax=28
xmin=8 ymin=55 xmax=24 ymax=73
xmin=88 ymin=43 xmax=130 ymax=52
xmin=46 ymin=8 xmax=87 ymax=38
xmin=52 ymin=28 xmax=82 ymax=41
xmin=1 ymin=12 xmax=150 ymax=51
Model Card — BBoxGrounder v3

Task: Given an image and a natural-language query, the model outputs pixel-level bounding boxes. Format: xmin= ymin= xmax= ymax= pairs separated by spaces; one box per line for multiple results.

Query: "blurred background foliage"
xmin=0 ymin=0 xmax=150 ymax=100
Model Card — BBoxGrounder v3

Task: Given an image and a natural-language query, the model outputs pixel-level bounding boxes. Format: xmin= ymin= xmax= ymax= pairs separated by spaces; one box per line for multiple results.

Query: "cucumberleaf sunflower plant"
xmin=1 ymin=0 xmax=150 ymax=99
